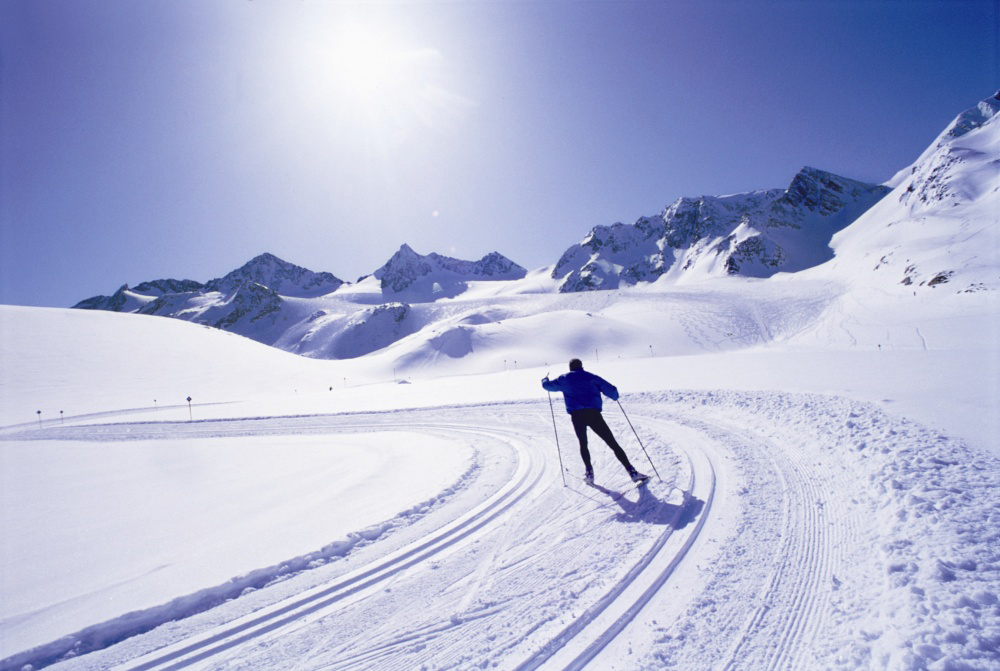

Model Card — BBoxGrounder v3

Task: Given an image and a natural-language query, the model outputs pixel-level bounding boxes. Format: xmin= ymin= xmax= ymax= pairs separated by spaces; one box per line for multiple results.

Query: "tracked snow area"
xmin=1 ymin=432 xmax=473 ymax=656
xmin=2 ymin=267 xmax=998 ymax=671
xmin=3 ymin=91 xmax=999 ymax=671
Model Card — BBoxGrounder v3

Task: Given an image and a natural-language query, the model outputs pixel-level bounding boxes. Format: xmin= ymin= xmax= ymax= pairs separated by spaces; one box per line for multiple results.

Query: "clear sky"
xmin=1 ymin=0 xmax=997 ymax=307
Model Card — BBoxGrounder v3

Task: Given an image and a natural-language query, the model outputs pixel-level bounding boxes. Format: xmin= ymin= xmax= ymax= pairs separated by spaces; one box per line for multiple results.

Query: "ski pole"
xmin=617 ymin=399 xmax=661 ymax=480
xmin=546 ymin=379 xmax=567 ymax=487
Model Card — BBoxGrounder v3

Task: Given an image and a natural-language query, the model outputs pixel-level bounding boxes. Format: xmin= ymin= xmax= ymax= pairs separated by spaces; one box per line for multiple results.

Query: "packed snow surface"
xmin=2 ymin=93 xmax=998 ymax=671
xmin=1 ymin=272 xmax=997 ymax=671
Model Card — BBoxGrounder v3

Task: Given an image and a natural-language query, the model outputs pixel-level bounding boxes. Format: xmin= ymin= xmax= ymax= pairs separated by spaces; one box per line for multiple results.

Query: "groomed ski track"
xmin=16 ymin=391 xmax=992 ymax=671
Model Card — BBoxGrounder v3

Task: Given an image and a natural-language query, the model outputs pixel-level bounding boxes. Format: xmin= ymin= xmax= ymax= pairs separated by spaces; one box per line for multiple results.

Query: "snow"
xmin=2 ymin=268 xmax=997 ymax=671
xmin=1 ymin=94 xmax=998 ymax=671
xmin=1 ymin=433 xmax=471 ymax=655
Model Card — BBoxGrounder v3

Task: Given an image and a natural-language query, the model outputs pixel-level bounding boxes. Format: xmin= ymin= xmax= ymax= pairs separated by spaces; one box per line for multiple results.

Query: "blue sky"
xmin=1 ymin=0 xmax=997 ymax=307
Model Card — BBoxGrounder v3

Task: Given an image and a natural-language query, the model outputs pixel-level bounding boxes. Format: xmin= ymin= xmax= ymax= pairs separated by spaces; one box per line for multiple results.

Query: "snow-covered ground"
xmin=2 ymin=93 xmax=998 ymax=671
xmin=1 ymin=272 xmax=998 ymax=671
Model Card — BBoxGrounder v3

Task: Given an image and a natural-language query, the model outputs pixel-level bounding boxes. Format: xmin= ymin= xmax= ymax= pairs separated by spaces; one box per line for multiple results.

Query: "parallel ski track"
xmin=666 ymin=408 xmax=858 ymax=671
xmin=19 ymin=394 xmax=884 ymax=670
xmin=517 ymin=413 xmax=715 ymax=671
xmin=27 ymin=404 xmax=719 ymax=671
xmin=268 ymin=411 xmax=716 ymax=671
xmin=106 ymin=418 xmax=545 ymax=671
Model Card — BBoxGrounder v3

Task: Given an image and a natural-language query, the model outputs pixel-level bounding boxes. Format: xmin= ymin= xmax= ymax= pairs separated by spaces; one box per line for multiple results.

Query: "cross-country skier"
xmin=542 ymin=359 xmax=648 ymax=485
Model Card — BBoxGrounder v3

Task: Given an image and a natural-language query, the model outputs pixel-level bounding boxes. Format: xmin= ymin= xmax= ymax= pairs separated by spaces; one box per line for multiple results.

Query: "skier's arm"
xmin=598 ymin=377 xmax=619 ymax=401
xmin=542 ymin=375 xmax=562 ymax=392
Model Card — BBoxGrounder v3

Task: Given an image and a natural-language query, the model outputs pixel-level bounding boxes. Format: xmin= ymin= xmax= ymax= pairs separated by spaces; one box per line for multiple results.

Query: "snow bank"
xmin=0 ymin=432 xmax=473 ymax=664
xmin=640 ymin=390 xmax=1000 ymax=671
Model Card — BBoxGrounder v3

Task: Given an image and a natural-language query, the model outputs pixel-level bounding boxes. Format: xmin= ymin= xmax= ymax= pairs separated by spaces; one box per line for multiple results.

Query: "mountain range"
xmin=551 ymin=166 xmax=890 ymax=292
xmin=73 ymin=92 xmax=1000 ymax=359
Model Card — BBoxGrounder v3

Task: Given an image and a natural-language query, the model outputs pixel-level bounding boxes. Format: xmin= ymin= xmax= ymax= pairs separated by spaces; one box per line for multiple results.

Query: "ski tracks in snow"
xmin=146 ymin=409 xmax=713 ymax=671
xmin=27 ymin=392 xmax=1000 ymax=671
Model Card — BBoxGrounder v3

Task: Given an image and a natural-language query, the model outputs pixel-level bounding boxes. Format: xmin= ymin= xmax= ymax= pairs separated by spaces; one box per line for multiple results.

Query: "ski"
xmin=567 ymin=471 xmax=650 ymax=501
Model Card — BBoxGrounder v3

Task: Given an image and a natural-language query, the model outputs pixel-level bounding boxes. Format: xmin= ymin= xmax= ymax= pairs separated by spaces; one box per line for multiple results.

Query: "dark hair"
xmin=569 ymin=358 xmax=583 ymax=371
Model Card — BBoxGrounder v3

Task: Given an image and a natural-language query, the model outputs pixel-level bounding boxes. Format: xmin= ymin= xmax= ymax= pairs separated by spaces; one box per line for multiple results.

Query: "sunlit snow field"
xmin=1 ymin=274 xmax=997 ymax=670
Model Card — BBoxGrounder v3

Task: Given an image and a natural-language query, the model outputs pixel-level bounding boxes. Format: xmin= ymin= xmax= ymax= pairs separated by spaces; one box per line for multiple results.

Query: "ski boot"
xmin=629 ymin=470 xmax=650 ymax=484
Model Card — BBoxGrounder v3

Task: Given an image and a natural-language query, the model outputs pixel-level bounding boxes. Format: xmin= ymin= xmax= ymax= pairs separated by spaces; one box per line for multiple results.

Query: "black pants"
xmin=570 ymin=408 xmax=635 ymax=474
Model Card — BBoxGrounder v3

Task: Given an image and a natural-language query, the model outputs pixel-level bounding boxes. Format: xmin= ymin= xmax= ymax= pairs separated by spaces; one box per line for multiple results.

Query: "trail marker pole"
xmin=617 ymin=400 xmax=661 ymax=480
xmin=546 ymin=380 xmax=567 ymax=487
xmin=36 ymin=410 xmax=41 ymax=428
xmin=186 ymin=396 xmax=193 ymax=421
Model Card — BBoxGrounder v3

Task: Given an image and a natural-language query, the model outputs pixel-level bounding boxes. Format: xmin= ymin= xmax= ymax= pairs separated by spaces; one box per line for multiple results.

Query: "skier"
xmin=542 ymin=359 xmax=648 ymax=485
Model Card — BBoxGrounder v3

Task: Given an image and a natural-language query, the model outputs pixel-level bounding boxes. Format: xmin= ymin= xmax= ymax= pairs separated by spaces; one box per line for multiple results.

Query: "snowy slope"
xmin=2 ymin=93 xmax=999 ymax=671
xmin=810 ymin=91 xmax=1000 ymax=293
xmin=3 ymin=267 xmax=999 ymax=671
xmin=72 ymin=279 xmax=206 ymax=313
xmin=552 ymin=167 xmax=890 ymax=292
xmin=204 ymin=252 xmax=344 ymax=298
xmin=373 ymin=244 xmax=528 ymax=299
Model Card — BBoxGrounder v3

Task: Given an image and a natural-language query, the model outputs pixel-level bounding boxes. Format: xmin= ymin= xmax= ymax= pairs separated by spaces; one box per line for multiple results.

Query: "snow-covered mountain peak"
xmin=553 ymin=167 xmax=889 ymax=292
xmin=780 ymin=166 xmax=888 ymax=216
xmin=820 ymin=92 xmax=1000 ymax=293
xmin=944 ymin=90 xmax=1000 ymax=141
xmin=887 ymin=91 xmax=1000 ymax=189
xmin=73 ymin=279 xmax=205 ymax=312
xmin=373 ymin=245 xmax=527 ymax=298
xmin=206 ymin=253 xmax=343 ymax=298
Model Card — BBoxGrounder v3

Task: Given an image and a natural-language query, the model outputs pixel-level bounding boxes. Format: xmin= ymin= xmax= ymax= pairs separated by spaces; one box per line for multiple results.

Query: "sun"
xmin=298 ymin=20 xmax=473 ymax=145
xmin=328 ymin=24 xmax=406 ymax=104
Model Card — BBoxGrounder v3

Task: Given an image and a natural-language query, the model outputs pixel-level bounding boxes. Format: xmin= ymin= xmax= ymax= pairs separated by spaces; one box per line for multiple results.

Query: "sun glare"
xmin=297 ymin=20 xmax=473 ymax=147
xmin=330 ymin=25 xmax=405 ymax=103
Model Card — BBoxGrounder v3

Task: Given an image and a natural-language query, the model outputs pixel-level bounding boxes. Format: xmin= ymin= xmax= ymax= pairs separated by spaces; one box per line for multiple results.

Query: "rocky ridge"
xmin=552 ymin=167 xmax=891 ymax=292
xmin=374 ymin=245 xmax=527 ymax=296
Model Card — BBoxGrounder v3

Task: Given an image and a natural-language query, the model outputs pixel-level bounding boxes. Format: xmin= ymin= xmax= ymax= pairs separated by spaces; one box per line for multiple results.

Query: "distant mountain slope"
xmin=72 ymin=253 xmax=340 ymax=342
xmin=74 ymin=254 xmax=342 ymax=313
xmin=70 ymin=248 xmax=529 ymax=359
xmin=73 ymin=279 xmax=205 ymax=312
xmin=815 ymin=91 xmax=1000 ymax=293
xmin=205 ymin=252 xmax=343 ymax=298
xmin=373 ymin=244 xmax=527 ymax=299
xmin=65 ymin=94 xmax=999 ymax=363
xmin=552 ymin=167 xmax=891 ymax=292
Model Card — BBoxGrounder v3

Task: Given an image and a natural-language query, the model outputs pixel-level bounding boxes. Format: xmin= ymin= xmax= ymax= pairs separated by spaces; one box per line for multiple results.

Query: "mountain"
xmin=373 ymin=244 xmax=528 ymax=299
xmin=552 ymin=167 xmax=891 ymax=292
xmin=73 ymin=279 xmax=205 ymax=312
xmin=69 ymin=248 xmax=529 ymax=359
xmin=205 ymin=253 xmax=343 ymax=298
xmin=138 ymin=280 xmax=284 ymax=332
xmin=813 ymin=91 xmax=1000 ymax=293
xmin=66 ymin=94 xmax=998 ymax=363
xmin=72 ymin=254 xmax=340 ymax=342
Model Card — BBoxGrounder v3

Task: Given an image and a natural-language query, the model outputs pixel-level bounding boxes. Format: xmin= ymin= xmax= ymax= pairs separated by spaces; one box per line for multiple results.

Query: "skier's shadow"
xmin=587 ymin=483 xmax=705 ymax=530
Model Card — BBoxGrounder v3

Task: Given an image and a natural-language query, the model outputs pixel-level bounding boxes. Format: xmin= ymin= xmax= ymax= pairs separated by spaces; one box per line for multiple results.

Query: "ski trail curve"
xmin=109 ymin=423 xmax=544 ymax=671
xmin=519 ymin=429 xmax=715 ymax=671
xmin=82 ymin=404 xmax=705 ymax=671
xmin=621 ymin=395 xmax=872 ymax=671
xmin=191 ymin=408 xmax=714 ymax=671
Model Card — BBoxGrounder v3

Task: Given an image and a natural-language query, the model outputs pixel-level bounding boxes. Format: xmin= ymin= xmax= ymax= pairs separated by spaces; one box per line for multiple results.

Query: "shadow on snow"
xmin=572 ymin=481 xmax=705 ymax=530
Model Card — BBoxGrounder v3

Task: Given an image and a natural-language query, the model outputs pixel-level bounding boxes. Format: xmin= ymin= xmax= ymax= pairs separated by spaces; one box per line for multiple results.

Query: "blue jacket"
xmin=542 ymin=370 xmax=619 ymax=413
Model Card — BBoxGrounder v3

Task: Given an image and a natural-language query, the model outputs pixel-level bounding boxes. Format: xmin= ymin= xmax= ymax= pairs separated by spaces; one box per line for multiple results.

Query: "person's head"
xmin=569 ymin=358 xmax=583 ymax=371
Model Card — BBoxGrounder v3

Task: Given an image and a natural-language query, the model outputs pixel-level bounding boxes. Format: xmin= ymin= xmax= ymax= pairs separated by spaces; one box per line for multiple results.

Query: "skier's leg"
xmin=588 ymin=411 xmax=637 ymax=473
xmin=570 ymin=411 xmax=593 ymax=475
